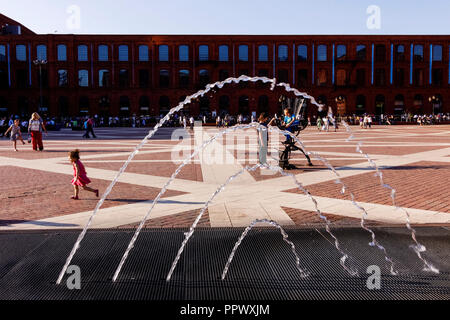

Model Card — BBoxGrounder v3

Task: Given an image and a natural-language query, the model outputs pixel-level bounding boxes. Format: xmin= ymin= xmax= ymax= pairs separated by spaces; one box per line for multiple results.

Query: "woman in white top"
xmin=28 ymin=112 xmax=47 ymax=151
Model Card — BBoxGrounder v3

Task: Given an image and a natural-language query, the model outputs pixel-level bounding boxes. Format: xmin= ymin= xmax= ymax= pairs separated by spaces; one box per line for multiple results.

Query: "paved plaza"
xmin=0 ymin=125 xmax=449 ymax=230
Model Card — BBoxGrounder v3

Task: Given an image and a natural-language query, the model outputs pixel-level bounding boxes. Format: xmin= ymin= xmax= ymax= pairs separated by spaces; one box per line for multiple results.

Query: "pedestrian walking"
xmin=4 ymin=119 xmax=26 ymax=151
xmin=28 ymin=112 xmax=47 ymax=151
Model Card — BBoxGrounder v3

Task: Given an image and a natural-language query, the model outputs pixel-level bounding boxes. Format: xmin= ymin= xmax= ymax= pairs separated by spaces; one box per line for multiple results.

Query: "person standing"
xmin=28 ymin=112 xmax=47 ymax=151
xmin=189 ymin=116 xmax=195 ymax=130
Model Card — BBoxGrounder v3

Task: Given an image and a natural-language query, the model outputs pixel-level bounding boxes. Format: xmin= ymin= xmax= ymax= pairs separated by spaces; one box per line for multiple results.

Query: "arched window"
xmin=79 ymin=96 xmax=89 ymax=114
xmin=57 ymin=96 xmax=69 ymax=117
xmin=36 ymin=45 xmax=47 ymax=60
xmin=374 ymin=95 xmax=385 ymax=115
xmin=336 ymin=45 xmax=346 ymax=60
xmin=258 ymin=45 xmax=268 ymax=62
xmin=159 ymin=45 xmax=169 ymax=61
xmin=78 ymin=70 xmax=89 ymax=87
xmin=278 ymin=45 xmax=288 ymax=61
xmin=159 ymin=69 xmax=170 ymax=88
xmin=356 ymin=95 xmax=366 ymax=115
xmin=119 ymin=96 xmax=130 ymax=116
xmin=99 ymin=69 xmax=110 ymax=87
xmin=118 ymin=45 xmax=129 ymax=61
xmin=297 ymin=45 xmax=307 ymax=62
xmin=159 ymin=95 xmax=170 ymax=113
xmin=239 ymin=45 xmax=249 ymax=61
xmin=78 ymin=45 xmax=88 ymax=61
xmin=98 ymin=95 xmax=110 ymax=116
xmin=413 ymin=45 xmax=424 ymax=62
xmin=98 ymin=45 xmax=108 ymax=61
xmin=16 ymin=45 xmax=26 ymax=61
xmin=317 ymin=45 xmax=327 ymax=61
xmin=356 ymin=45 xmax=366 ymax=61
xmin=394 ymin=94 xmax=405 ymax=115
xmin=198 ymin=45 xmax=209 ymax=61
xmin=219 ymin=95 xmax=230 ymax=113
xmin=179 ymin=45 xmax=189 ymax=61
xmin=317 ymin=69 xmax=327 ymax=86
xmin=238 ymin=95 xmax=249 ymax=115
xmin=179 ymin=69 xmax=189 ymax=87
xmin=219 ymin=69 xmax=229 ymax=81
xmin=198 ymin=69 xmax=209 ymax=87
xmin=433 ymin=45 xmax=443 ymax=61
xmin=395 ymin=45 xmax=405 ymax=62
xmin=119 ymin=69 xmax=129 ymax=87
xmin=258 ymin=95 xmax=269 ymax=114
xmin=199 ymin=96 xmax=210 ymax=114
xmin=57 ymin=69 xmax=68 ymax=87
xmin=57 ymin=44 xmax=67 ymax=61
xmin=336 ymin=69 xmax=346 ymax=86
xmin=139 ymin=45 xmax=149 ymax=61
xmin=277 ymin=69 xmax=289 ymax=83
xmin=139 ymin=96 xmax=150 ymax=113
xmin=219 ymin=45 xmax=229 ymax=61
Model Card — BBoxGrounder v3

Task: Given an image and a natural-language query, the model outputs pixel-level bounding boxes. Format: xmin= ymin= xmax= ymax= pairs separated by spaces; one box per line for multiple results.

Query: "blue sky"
xmin=2 ymin=0 xmax=450 ymax=34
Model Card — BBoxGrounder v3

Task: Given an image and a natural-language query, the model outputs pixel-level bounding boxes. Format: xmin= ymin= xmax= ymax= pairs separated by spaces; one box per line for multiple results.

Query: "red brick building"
xmin=0 ymin=13 xmax=449 ymax=118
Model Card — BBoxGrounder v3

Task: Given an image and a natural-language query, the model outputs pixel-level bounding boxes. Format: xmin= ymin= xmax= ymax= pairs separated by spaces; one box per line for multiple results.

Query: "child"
xmin=68 ymin=149 xmax=99 ymax=200
xmin=4 ymin=119 xmax=26 ymax=151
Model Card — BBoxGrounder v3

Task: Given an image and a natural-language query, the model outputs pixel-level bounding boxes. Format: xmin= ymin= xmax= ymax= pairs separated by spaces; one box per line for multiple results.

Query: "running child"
xmin=4 ymin=119 xmax=26 ymax=151
xmin=68 ymin=149 xmax=99 ymax=200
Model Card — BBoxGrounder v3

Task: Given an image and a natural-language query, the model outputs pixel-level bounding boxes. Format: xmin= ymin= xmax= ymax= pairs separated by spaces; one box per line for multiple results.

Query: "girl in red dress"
xmin=69 ymin=149 xmax=99 ymax=200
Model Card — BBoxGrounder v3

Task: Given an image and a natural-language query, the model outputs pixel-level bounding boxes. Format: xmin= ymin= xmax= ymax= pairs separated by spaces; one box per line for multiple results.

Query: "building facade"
xmin=0 ymin=14 xmax=449 ymax=118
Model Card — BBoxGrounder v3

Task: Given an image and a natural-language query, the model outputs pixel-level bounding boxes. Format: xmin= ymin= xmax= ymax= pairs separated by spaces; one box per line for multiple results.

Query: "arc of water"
xmin=340 ymin=121 xmax=439 ymax=274
xmin=221 ymin=218 xmax=310 ymax=280
xmin=56 ymin=76 xmax=282 ymax=284
xmin=267 ymin=126 xmax=398 ymax=275
xmin=165 ymin=161 xmax=358 ymax=282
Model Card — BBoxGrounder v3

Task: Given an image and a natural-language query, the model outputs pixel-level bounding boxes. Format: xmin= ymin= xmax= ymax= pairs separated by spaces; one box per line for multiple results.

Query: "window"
xmin=356 ymin=45 xmax=366 ymax=61
xmin=159 ymin=96 xmax=170 ymax=112
xmin=336 ymin=69 xmax=346 ymax=85
xmin=78 ymin=45 xmax=88 ymax=61
xmin=395 ymin=45 xmax=405 ymax=62
xmin=98 ymin=69 xmax=110 ymax=87
xmin=375 ymin=68 xmax=386 ymax=86
xmin=57 ymin=69 xmax=68 ymax=87
xmin=356 ymin=69 xmax=365 ymax=86
xmin=394 ymin=68 xmax=405 ymax=87
xmin=36 ymin=45 xmax=47 ymax=60
xmin=78 ymin=70 xmax=89 ymax=87
xmin=98 ymin=45 xmax=108 ymax=61
xmin=375 ymin=45 xmax=386 ymax=62
xmin=198 ymin=45 xmax=209 ymax=61
xmin=139 ymin=45 xmax=149 ymax=61
xmin=258 ymin=45 xmax=268 ymax=62
xmin=159 ymin=69 xmax=169 ymax=87
xmin=278 ymin=45 xmax=288 ymax=62
xmin=317 ymin=45 xmax=327 ymax=61
xmin=277 ymin=69 xmax=288 ymax=83
xmin=218 ymin=69 xmax=229 ymax=81
xmin=258 ymin=95 xmax=269 ymax=113
xmin=219 ymin=45 xmax=229 ymax=61
xmin=317 ymin=69 xmax=327 ymax=85
xmin=79 ymin=96 xmax=90 ymax=114
xmin=297 ymin=69 xmax=308 ymax=87
xmin=413 ymin=45 xmax=424 ymax=62
xmin=118 ymin=45 xmax=128 ymax=61
xmin=139 ymin=96 xmax=150 ymax=113
xmin=119 ymin=96 xmax=130 ymax=115
xmin=413 ymin=69 xmax=424 ymax=86
xmin=239 ymin=45 xmax=248 ymax=61
xmin=179 ymin=45 xmax=189 ymax=61
xmin=159 ymin=45 xmax=169 ymax=62
xmin=336 ymin=45 xmax=346 ymax=61
xmin=57 ymin=44 xmax=67 ymax=61
xmin=433 ymin=45 xmax=443 ymax=61
xmin=219 ymin=95 xmax=230 ymax=112
xmin=119 ymin=69 xmax=129 ymax=87
xmin=179 ymin=69 xmax=189 ymax=87
xmin=0 ymin=45 xmax=6 ymax=62
xmin=16 ymin=45 xmax=26 ymax=61
xmin=16 ymin=69 xmax=28 ymax=88
xmin=297 ymin=45 xmax=307 ymax=62
xmin=356 ymin=95 xmax=366 ymax=115
xmin=374 ymin=95 xmax=384 ymax=115
xmin=198 ymin=69 xmax=209 ymax=86
xmin=139 ymin=69 xmax=149 ymax=88
xmin=432 ymin=68 xmax=443 ymax=86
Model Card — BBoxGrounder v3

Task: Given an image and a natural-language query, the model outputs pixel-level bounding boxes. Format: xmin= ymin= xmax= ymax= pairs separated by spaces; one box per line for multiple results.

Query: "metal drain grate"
xmin=0 ymin=227 xmax=448 ymax=300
